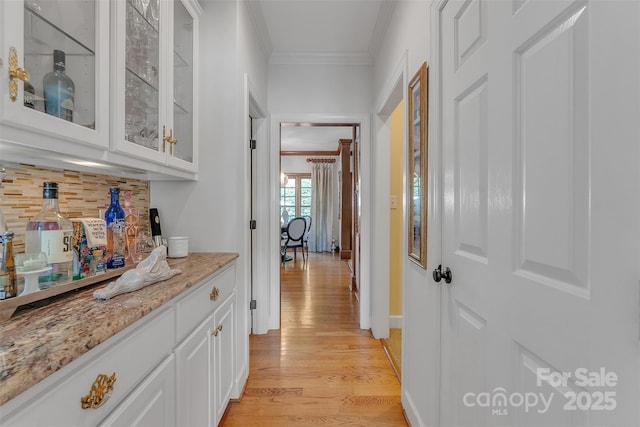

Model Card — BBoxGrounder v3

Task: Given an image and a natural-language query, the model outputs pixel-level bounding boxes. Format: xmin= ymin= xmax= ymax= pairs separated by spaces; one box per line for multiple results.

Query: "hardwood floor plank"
xmin=221 ymin=253 xmax=405 ymax=426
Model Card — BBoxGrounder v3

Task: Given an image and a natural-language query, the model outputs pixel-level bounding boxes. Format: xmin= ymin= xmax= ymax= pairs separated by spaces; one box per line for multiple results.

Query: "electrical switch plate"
xmin=390 ymin=195 xmax=398 ymax=209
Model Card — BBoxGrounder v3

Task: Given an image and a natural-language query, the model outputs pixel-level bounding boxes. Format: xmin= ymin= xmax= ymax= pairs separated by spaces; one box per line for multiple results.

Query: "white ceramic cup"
xmin=167 ymin=237 xmax=188 ymax=258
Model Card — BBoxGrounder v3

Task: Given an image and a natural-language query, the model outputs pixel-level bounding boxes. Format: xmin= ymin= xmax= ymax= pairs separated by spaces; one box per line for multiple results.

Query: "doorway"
xmin=263 ymin=114 xmax=372 ymax=333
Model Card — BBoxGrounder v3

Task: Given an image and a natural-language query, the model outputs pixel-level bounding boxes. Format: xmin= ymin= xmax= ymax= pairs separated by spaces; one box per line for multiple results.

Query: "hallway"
xmin=221 ymin=253 xmax=406 ymax=426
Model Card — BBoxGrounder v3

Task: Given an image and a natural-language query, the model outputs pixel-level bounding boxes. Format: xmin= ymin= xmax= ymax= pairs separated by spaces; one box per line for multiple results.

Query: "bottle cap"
xmin=43 ymin=182 xmax=59 ymax=199
xmin=110 ymin=187 xmax=120 ymax=193
xmin=53 ymin=49 xmax=65 ymax=67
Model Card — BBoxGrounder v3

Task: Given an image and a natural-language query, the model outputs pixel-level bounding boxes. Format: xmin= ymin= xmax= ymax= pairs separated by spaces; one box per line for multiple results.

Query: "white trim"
xmin=269 ymin=113 xmax=372 ymax=332
xmin=368 ymin=0 xmax=398 ymax=63
xmin=389 ymin=315 xmax=403 ymax=329
xmin=371 ymin=51 xmax=408 ymax=340
xmin=243 ymin=0 xmax=273 ymax=58
xmin=403 ymin=389 xmax=427 ymax=427
xmin=244 ymin=75 xmax=270 ymax=337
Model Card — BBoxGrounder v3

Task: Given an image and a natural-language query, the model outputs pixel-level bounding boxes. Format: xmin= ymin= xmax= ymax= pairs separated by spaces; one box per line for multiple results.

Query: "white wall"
xmin=269 ymin=63 xmax=373 ymax=113
xmin=372 ymin=1 xmax=439 ymax=426
xmin=150 ymin=0 xmax=269 ymax=402
xmin=280 ymin=156 xmax=340 ymax=242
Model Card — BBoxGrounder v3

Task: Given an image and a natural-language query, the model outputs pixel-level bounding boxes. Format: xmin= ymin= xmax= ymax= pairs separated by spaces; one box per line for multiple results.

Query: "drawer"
xmin=2 ymin=307 xmax=175 ymax=427
xmin=176 ymin=263 xmax=236 ymax=342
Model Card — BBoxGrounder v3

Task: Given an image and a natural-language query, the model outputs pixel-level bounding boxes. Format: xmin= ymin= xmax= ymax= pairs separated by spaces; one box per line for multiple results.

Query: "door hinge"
xmin=249 ymin=220 xmax=256 ymax=230
xmin=250 ymin=300 xmax=257 ymax=310
xmin=249 ymin=139 xmax=256 ymax=150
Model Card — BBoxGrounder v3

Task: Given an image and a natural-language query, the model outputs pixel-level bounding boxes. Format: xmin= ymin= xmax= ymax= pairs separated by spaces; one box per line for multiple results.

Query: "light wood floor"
xmin=221 ymin=252 xmax=407 ymax=426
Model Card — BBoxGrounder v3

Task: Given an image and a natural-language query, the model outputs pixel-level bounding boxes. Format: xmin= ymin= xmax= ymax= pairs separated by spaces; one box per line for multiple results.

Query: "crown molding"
xmin=368 ymin=0 xmax=397 ymax=61
xmin=269 ymin=51 xmax=373 ymax=66
xmin=244 ymin=0 xmax=273 ymax=58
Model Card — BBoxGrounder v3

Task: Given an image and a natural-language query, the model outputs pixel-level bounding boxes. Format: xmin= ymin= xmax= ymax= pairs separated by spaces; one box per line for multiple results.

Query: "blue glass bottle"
xmin=43 ymin=50 xmax=75 ymax=122
xmin=105 ymin=188 xmax=126 ymax=269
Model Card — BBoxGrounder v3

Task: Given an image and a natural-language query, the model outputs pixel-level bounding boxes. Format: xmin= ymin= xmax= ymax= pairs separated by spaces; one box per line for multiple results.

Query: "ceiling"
xmin=246 ymin=0 xmax=396 ymax=153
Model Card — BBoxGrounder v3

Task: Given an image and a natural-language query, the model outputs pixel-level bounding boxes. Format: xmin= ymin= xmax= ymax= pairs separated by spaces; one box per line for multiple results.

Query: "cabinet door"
xmin=175 ymin=314 xmax=213 ymax=427
xmin=99 ymin=355 xmax=176 ymax=427
xmin=111 ymin=0 xmax=166 ymax=165
xmin=0 ymin=0 xmax=109 ymax=148
xmin=212 ymin=293 xmax=235 ymax=425
xmin=165 ymin=0 xmax=199 ymax=172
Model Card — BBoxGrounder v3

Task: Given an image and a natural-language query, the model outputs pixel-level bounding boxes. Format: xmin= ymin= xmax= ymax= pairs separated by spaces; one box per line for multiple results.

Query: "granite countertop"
xmin=0 ymin=252 xmax=239 ymax=406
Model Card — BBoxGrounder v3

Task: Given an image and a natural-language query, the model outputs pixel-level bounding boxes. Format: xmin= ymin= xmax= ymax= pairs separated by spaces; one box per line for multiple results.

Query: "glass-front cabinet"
xmin=0 ymin=0 xmax=110 ymax=148
xmin=112 ymin=0 xmax=200 ymax=173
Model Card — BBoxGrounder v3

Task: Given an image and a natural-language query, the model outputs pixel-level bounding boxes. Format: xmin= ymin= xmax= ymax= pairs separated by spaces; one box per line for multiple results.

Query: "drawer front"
xmin=3 ymin=307 xmax=175 ymax=427
xmin=176 ymin=263 xmax=236 ymax=342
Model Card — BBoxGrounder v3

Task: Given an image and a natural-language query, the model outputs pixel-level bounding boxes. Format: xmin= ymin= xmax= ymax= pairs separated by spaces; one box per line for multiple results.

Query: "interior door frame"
xmin=265 ymin=113 xmax=372 ymax=332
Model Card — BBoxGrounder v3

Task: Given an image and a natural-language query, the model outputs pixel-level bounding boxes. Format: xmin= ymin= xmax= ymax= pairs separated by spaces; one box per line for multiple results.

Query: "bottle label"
xmin=40 ymin=230 xmax=73 ymax=263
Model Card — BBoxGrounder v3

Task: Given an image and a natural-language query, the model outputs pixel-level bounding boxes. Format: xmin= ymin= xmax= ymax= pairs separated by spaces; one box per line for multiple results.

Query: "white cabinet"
xmin=0 ymin=260 xmax=239 ymax=427
xmin=175 ymin=266 xmax=236 ymax=427
xmin=0 ymin=0 xmax=110 ymax=150
xmin=175 ymin=314 xmax=213 ymax=427
xmin=0 ymin=0 xmax=200 ymax=179
xmin=111 ymin=0 xmax=200 ymax=173
xmin=212 ymin=292 xmax=235 ymax=425
xmin=99 ymin=355 xmax=176 ymax=427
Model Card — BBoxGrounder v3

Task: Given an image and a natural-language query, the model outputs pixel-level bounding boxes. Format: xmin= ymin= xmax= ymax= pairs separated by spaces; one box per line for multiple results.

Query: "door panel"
xmin=439 ymin=0 xmax=639 ymax=425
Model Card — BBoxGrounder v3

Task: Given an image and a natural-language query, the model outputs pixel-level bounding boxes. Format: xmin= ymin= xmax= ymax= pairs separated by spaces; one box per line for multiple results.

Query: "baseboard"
xmin=389 ymin=315 xmax=402 ymax=329
xmin=403 ymin=389 xmax=426 ymax=427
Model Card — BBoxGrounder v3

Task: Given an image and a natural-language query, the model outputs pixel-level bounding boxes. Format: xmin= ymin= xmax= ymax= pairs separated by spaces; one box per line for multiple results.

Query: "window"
xmin=280 ymin=174 xmax=312 ymax=220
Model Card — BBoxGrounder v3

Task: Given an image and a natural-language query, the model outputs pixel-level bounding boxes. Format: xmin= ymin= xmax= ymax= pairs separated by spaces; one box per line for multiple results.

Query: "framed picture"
xmin=408 ymin=62 xmax=428 ymax=269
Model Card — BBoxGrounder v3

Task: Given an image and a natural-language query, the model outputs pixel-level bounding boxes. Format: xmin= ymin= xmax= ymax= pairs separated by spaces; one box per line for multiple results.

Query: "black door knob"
xmin=433 ymin=264 xmax=443 ymax=282
xmin=433 ymin=264 xmax=452 ymax=284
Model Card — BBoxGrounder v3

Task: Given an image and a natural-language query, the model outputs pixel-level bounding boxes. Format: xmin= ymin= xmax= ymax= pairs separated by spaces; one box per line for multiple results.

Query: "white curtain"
xmin=310 ymin=163 xmax=333 ymax=252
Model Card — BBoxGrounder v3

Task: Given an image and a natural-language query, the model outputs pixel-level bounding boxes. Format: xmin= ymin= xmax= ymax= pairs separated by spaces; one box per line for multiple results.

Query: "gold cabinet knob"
xmin=81 ymin=373 xmax=117 ymax=409
xmin=8 ymin=47 xmax=30 ymax=102
xmin=209 ymin=286 xmax=220 ymax=301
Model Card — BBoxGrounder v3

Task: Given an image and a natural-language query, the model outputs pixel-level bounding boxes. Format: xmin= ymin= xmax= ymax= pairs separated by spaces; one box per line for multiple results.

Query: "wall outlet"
xmin=390 ymin=195 xmax=398 ymax=209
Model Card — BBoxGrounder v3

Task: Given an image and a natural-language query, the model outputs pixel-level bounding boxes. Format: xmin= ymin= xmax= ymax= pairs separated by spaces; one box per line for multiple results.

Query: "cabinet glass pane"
xmin=23 ymin=0 xmax=96 ymax=128
xmin=173 ymin=0 xmax=194 ymax=163
xmin=125 ymin=0 xmax=160 ymax=150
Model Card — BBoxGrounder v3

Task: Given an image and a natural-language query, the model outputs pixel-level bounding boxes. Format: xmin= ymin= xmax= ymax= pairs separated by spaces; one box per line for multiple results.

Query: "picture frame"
xmin=407 ymin=62 xmax=428 ymax=269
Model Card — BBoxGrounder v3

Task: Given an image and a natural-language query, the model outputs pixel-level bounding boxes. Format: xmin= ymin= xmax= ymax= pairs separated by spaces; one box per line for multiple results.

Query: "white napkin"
xmin=93 ymin=245 xmax=181 ymax=300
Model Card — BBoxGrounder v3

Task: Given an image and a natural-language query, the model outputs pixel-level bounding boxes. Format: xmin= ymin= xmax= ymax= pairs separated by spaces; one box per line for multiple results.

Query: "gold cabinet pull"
xmin=212 ymin=324 xmax=223 ymax=336
xmin=8 ymin=47 xmax=30 ymax=102
xmin=81 ymin=373 xmax=116 ymax=409
xmin=162 ymin=125 xmax=177 ymax=154
xmin=209 ymin=286 xmax=220 ymax=301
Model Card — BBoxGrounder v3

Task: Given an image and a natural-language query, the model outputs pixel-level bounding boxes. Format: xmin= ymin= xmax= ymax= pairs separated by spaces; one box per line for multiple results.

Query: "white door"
xmin=438 ymin=0 xmax=639 ymax=426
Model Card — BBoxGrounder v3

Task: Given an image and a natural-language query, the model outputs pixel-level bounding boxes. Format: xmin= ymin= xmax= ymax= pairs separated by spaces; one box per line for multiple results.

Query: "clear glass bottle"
xmin=25 ymin=182 xmax=73 ymax=288
xmin=43 ymin=49 xmax=75 ymax=122
xmin=0 ymin=231 xmax=16 ymax=299
xmin=123 ymin=191 xmax=139 ymax=262
xmin=105 ymin=188 xmax=126 ymax=269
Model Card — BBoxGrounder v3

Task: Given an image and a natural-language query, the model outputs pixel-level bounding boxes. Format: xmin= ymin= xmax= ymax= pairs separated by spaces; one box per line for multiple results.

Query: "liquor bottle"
xmin=105 ymin=188 xmax=126 ymax=269
xmin=122 ymin=191 xmax=139 ymax=262
xmin=25 ymin=182 xmax=73 ymax=288
xmin=43 ymin=49 xmax=74 ymax=122
xmin=24 ymin=81 xmax=36 ymax=109
xmin=0 ymin=231 xmax=16 ymax=299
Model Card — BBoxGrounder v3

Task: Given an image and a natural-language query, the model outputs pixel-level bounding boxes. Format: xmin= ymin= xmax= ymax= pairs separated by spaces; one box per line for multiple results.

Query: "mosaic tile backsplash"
xmin=0 ymin=164 xmax=150 ymax=254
